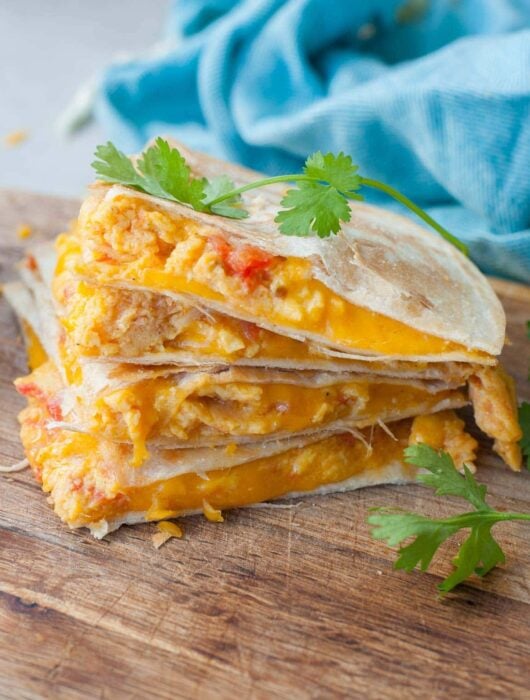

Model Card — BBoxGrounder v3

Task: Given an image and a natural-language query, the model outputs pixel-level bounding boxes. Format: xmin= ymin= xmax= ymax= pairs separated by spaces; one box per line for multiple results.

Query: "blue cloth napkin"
xmin=96 ymin=0 xmax=530 ymax=282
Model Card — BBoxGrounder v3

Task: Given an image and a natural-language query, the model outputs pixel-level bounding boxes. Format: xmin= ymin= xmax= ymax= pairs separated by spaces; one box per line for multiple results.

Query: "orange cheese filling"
xmin=55 ymin=197 xmax=489 ymax=360
xmin=20 ymin=395 xmax=477 ymax=530
xmin=91 ymin=379 xmax=463 ymax=466
xmin=18 ymin=360 xmax=466 ymax=467
xmin=54 ymin=273 xmax=328 ymax=364
xmin=22 ymin=321 xmax=48 ymax=370
xmin=20 ymin=398 xmax=409 ymax=527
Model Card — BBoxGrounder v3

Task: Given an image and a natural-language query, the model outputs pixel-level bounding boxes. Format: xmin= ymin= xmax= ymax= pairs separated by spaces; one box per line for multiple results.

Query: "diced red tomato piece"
xmin=71 ymin=477 xmax=83 ymax=492
xmin=208 ymin=234 xmax=277 ymax=288
xmin=209 ymin=234 xmax=232 ymax=261
xmin=25 ymin=254 xmax=37 ymax=271
xmin=240 ymin=320 xmax=261 ymax=341
xmin=227 ymin=245 xmax=275 ymax=281
xmin=16 ymin=381 xmax=63 ymax=420
xmin=16 ymin=381 xmax=46 ymax=402
xmin=46 ymin=397 xmax=63 ymax=422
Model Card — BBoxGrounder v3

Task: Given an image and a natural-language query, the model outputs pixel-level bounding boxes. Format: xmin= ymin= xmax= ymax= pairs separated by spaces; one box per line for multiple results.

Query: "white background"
xmin=0 ymin=0 xmax=169 ymax=197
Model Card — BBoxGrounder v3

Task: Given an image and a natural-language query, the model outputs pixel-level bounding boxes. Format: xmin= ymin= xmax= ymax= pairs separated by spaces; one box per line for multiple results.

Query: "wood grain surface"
xmin=0 ymin=190 xmax=529 ymax=700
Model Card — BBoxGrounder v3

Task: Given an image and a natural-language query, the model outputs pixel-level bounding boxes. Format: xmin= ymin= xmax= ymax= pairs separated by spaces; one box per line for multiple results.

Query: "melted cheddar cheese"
xmin=19 ymin=360 xmax=466 ymax=467
xmin=19 ymin=392 xmax=478 ymax=530
xmin=22 ymin=321 xmax=48 ymax=370
xmin=55 ymin=197 xmax=490 ymax=360
xmin=54 ymin=272 xmax=328 ymax=364
xmin=91 ymin=379 xmax=464 ymax=466
xmin=409 ymin=411 xmax=478 ymax=468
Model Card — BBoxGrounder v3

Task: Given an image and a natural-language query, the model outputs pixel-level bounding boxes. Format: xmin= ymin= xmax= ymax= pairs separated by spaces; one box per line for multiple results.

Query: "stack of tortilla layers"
xmin=5 ymin=143 xmax=521 ymax=537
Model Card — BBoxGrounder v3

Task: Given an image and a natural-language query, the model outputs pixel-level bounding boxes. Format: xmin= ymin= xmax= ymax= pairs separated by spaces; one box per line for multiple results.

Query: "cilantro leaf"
xmin=404 ymin=444 xmax=489 ymax=511
xmin=369 ymin=445 xmax=530 ymax=595
xmin=136 ymin=137 xmax=208 ymax=209
xmin=93 ymin=138 xmax=208 ymax=210
xmin=275 ymin=182 xmax=352 ymax=237
xmin=92 ymin=142 xmax=145 ymax=189
xmin=204 ymin=175 xmax=248 ymax=219
xmin=304 ymin=151 xmax=362 ymax=195
xmin=368 ymin=510 xmax=459 ymax=571
xmin=518 ymin=401 xmax=530 ymax=471
xmin=274 ymin=151 xmax=364 ymax=237
xmin=439 ymin=522 xmax=505 ymax=593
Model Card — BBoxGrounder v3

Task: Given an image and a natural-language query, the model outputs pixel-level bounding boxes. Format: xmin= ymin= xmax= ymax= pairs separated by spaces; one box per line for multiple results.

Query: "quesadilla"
xmin=55 ymin=184 xmax=498 ymax=364
xmin=5 ymin=140 xmax=522 ymax=537
xmin=7 ymin=269 xmax=468 ymax=466
xmin=18 ymin=358 xmax=476 ymax=538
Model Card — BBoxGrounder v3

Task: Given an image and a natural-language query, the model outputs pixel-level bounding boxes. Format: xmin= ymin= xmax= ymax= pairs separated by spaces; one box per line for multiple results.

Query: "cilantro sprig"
xmin=368 ymin=444 xmax=530 ymax=595
xmin=92 ymin=138 xmax=467 ymax=254
xmin=92 ymin=140 xmax=244 ymax=217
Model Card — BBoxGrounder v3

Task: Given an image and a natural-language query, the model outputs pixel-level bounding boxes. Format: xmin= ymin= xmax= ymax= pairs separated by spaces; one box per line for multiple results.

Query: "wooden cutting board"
xmin=1 ymin=189 xmax=529 ymax=700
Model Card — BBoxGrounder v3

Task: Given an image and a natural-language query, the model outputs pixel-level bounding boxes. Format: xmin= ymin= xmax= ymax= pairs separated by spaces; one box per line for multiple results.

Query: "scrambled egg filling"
xmin=22 ymin=390 xmax=479 ymax=528
xmin=17 ymin=360 xmax=466 ymax=467
xmin=54 ymin=271 xmax=326 ymax=363
xmin=55 ymin=195 xmax=490 ymax=359
xmin=469 ymin=366 xmax=522 ymax=470
xmin=409 ymin=411 xmax=478 ymax=469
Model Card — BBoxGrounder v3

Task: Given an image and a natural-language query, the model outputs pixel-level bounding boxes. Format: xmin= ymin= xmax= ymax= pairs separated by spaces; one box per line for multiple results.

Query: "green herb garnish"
xmin=92 ymin=138 xmax=467 ymax=254
xmin=368 ymin=444 xmax=530 ymax=595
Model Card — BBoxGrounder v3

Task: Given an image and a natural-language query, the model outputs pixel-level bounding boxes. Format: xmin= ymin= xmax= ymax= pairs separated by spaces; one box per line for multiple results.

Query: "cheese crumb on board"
xmin=202 ymin=500 xmax=224 ymax=522
xmin=17 ymin=224 xmax=32 ymax=240
xmin=152 ymin=521 xmax=184 ymax=549
xmin=4 ymin=130 xmax=29 ymax=147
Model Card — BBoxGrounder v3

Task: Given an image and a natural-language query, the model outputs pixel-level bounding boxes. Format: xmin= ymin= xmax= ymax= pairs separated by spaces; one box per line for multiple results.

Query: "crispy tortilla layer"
xmin=20 ymin=391 xmax=478 ymax=530
xmin=54 ymin=195 xmax=490 ymax=360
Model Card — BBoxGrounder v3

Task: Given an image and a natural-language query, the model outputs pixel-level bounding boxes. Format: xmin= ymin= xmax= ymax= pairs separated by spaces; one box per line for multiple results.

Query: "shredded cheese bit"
xmin=202 ymin=500 xmax=224 ymax=522
xmin=152 ymin=521 xmax=184 ymax=549
xmin=4 ymin=129 xmax=29 ymax=147
xmin=157 ymin=521 xmax=183 ymax=538
xmin=0 ymin=458 xmax=29 ymax=473
xmin=16 ymin=224 xmax=32 ymax=240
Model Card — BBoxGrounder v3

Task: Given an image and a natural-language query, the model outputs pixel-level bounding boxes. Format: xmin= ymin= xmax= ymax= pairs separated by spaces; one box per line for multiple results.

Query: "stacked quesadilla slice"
xmin=5 ymin=142 xmax=522 ymax=537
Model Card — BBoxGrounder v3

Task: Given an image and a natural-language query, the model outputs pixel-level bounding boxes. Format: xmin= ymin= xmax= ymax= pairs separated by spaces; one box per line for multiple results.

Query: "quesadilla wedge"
xmin=18 ymin=358 xmax=478 ymax=537
xmin=5 ymin=274 xmax=469 ymax=466
xmin=9 ymin=246 xmax=518 ymax=471
xmin=4 ymin=140 xmax=523 ymax=538
xmin=53 ymin=141 xmax=504 ymax=365
xmin=32 ymin=242 xmax=479 ymax=378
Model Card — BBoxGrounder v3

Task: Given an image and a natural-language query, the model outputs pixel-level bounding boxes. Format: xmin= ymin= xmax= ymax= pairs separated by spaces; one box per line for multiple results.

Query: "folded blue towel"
xmin=97 ymin=0 xmax=530 ymax=281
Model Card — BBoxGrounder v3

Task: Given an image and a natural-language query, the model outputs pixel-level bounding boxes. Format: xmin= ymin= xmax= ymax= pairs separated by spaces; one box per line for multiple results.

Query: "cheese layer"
xmin=54 ymin=273 xmax=332 ymax=364
xmin=19 ymin=380 xmax=478 ymax=530
xmin=16 ymin=360 xmax=466 ymax=466
xmin=22 ymin=321 xmax=48 ymax=370
xmin=55 ymin=196 xmax=490 ymax=360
